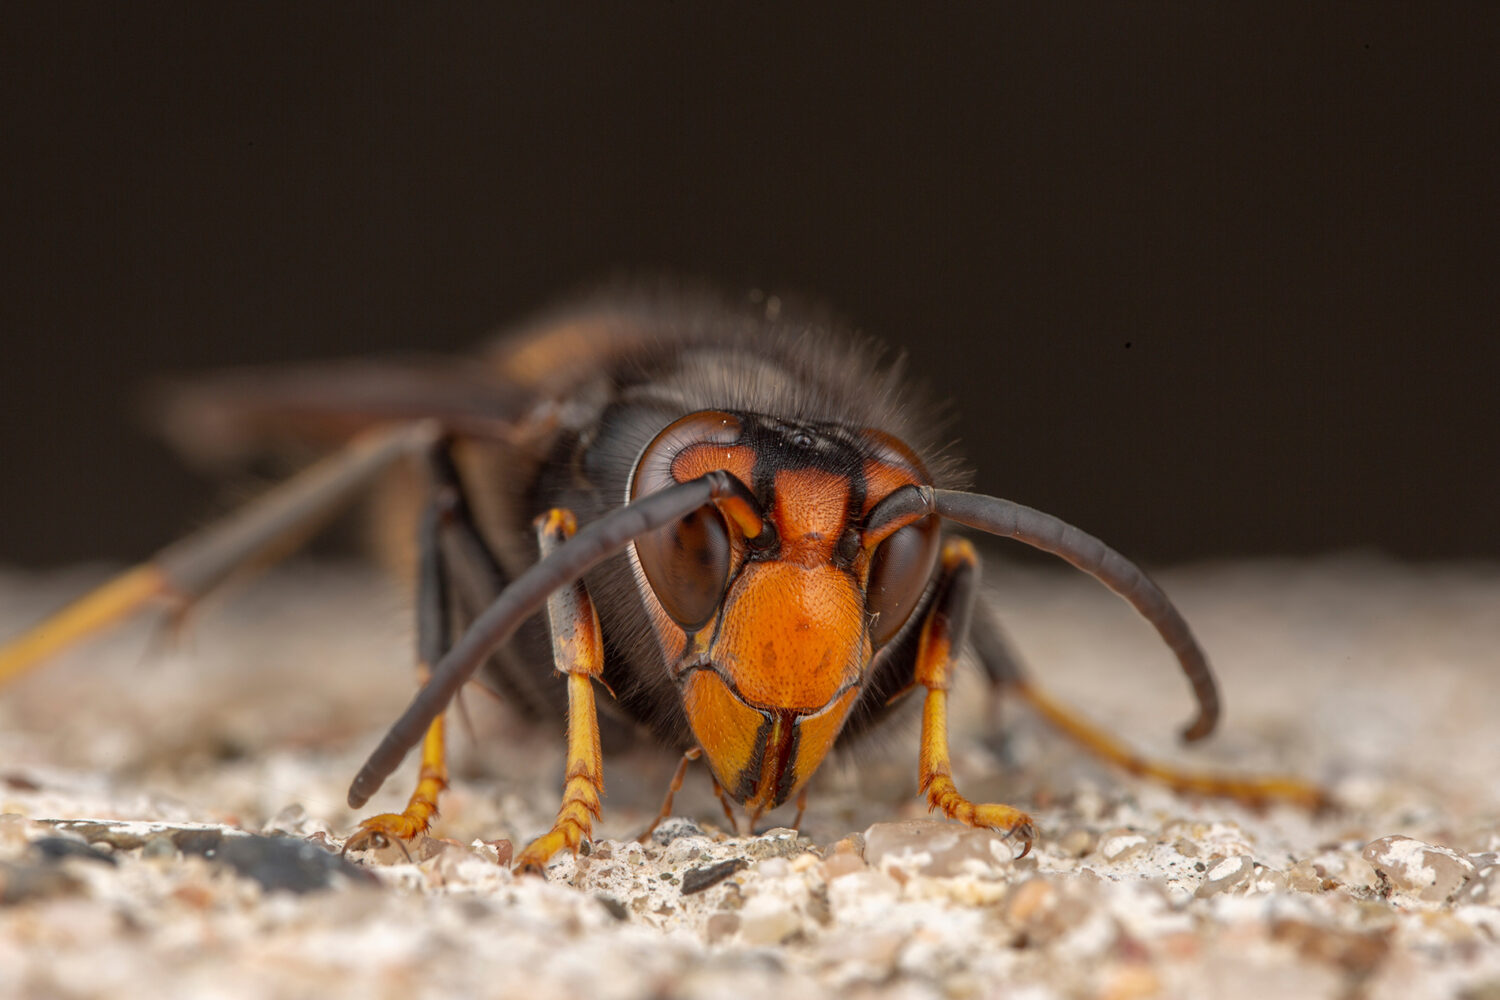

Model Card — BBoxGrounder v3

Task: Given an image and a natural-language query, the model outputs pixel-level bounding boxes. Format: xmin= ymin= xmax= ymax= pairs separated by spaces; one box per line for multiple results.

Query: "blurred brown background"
xmin=2 ymin=5 xmax=1495 ymax=566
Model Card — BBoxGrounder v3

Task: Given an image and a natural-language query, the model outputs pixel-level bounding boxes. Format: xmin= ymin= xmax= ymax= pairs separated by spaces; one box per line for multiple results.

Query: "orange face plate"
xmin=630 ymin=410 xmax=935 ymax=811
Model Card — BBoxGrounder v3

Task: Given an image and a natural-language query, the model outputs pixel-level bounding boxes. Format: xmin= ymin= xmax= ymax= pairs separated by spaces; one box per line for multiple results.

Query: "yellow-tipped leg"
xmin=919 ymin=684 xmax=1038 ymax=856
xmin=347 ymin=710 xmax=449 ymax=849
xmin=1010 ymin=677 xmax=1331 ymax=811
xmin=515 ymin=670 xmax=605 ymax=870
xmin=915 ymin=539 xmax=1037 ymax=856
xmin=514 ymin=509 xmax=609 ymax=873
xmin=346 ymin=432 xmax=509 ymax=855
xmin=0 ymin=564 xmax=170 ymax=685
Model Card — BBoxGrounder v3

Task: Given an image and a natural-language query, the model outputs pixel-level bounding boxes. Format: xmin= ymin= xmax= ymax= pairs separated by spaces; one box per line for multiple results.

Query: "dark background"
xmin=3 ymin=5 xmax=1496 ymax=568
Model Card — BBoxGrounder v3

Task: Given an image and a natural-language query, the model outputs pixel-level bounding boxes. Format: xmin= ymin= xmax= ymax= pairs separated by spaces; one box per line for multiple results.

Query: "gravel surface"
xmin=2 ymin=556 xmax=1497 ymax=999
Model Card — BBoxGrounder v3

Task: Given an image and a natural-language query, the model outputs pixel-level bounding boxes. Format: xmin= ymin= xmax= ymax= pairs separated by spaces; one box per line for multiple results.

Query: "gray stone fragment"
xmin=177 ymin=831 xmax=376 ymax=894
xmin=680 ymin=857 xmax=747 ymax=896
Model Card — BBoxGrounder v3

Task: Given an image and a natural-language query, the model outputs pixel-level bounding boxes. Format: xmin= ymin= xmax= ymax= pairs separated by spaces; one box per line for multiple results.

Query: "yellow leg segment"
xmin=920 ymin=686 xmax=1039 ymax=856
xmin=0 ymin=564 xmax=169 ymax=686
xmin=515 ymin=509 xmax=608 ymax=873
xmin=1010 ymin=677 xmax=1330 ymax=811
xmin=515 ymin=670 xmax=605 ymax=870
xmin=916 ymin=539 xmax=1037 ymax=856
xmin=348 ymin=709 xmax=449 ymax=847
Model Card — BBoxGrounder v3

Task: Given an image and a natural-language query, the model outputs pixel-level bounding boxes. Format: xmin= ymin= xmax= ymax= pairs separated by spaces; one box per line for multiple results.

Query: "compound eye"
xmin=635 ymin=505 xmax=731 ymax=631
xmin=629 ymin=410 xmax=744 ymax=632
xmin=865 ymin=515 xmax=939 ymax=645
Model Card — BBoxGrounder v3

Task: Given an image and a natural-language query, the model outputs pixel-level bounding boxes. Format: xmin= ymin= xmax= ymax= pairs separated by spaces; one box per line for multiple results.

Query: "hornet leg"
xmin=915 ymin=538 xmax=1038 ymax=856
xmin=347 ymin=437 xmax=512 ymax=848
xmin=0 ymin=422 xmax=439 ymax=687
xmin=514 ymin=509 xmax=609 ymax=872
xmin=970 ymin=590 xmax=1329 ymax=811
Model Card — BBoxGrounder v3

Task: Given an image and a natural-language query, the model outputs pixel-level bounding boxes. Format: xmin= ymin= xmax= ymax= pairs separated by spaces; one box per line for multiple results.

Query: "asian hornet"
xmin=0 ymin=285 xmax=1325 ymax=871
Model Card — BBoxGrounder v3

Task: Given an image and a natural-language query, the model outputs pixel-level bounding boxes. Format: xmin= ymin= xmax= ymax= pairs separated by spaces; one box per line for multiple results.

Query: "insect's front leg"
xmin=639 ymin=747 xmax=741 ymax=843
xmin=914 ymin=537 xmax=1039 ymax=856
xmin=513 ymin=509 xmax=608 ymax=873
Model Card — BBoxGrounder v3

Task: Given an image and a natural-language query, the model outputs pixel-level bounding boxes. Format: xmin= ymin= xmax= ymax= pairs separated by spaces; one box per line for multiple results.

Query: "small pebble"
xmin=756 ymin=857 xmax=790 ymax=879
xmin=743 ymin=829 xmax=810 ymax=861
xmin=1098 ymin=830 xmax=1150 ymax=863
xmin=182 ymin=833 xmax=374 ymax=894
xmin=681 ymin=858 xmax=748 ymax=896
xmin=650 ymin=817 xmax=707 ymax=846
xmin=1286 ymin=860 xmax=1326 ymax=893
xmin=820 ymin=851 xmax=867 ymax=881
xmin=1058 ymin=827 xmax=1098 ymax=858
xmin=1251 ymin=866 xmax=1288 ymax=894
xmin=863 ymin=819 xmax=1012 ymax=876
xmin=828 ymin=834 xmax=864 ymax=859
xmin=473 ymin=839 xmax=514 ymax=867
xmin=596 ymin=895 xmax=629 ymax=921
xmin=1195 ymin=854 xmax=1254 ymax=898
xmin=737 ymin=893 xmax=803 ymax=945
xmin=1362 ymin=836 xmax=1475 ymax=902
xmin=30 ymin=837 xmax=116 ymax=866
xmin=415 ymin=836 xmax=464 ymax=863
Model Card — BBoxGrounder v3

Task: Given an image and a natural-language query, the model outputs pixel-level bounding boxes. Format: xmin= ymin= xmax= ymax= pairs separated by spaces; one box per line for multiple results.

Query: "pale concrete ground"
xmin=1 ymin=555 xmax=1497 ymax=1000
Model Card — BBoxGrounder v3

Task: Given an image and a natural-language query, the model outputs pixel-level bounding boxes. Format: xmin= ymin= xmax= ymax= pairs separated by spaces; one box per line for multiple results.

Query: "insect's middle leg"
xmin=514 ymin=509 xmax=608 ymax=872
xmin=915 ymin=538 xmax=1038 ymax=855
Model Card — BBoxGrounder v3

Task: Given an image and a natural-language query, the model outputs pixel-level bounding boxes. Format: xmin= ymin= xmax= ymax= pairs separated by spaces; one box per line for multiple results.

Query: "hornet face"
xmin=628 ymin=410 xmax=940 ymax=814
